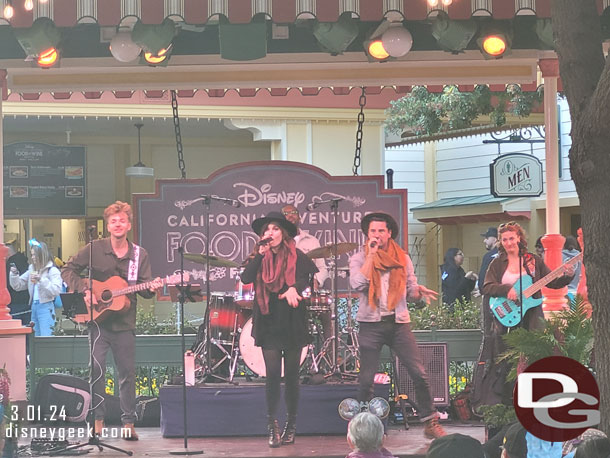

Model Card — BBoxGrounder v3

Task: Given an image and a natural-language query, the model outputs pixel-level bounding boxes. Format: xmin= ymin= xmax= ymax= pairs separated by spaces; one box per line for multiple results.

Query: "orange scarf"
xmin=366 ymin=238 xmax=407 ymax=311
xmin=255 ymin=239 xmax=297 ymax=315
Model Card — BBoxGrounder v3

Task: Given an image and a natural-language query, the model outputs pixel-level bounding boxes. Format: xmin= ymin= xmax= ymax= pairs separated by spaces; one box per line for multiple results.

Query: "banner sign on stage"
xmin=134 ymin=161 xmax=408 ymax=296
xmin=3 ymin=142 xmax=87 ymax=217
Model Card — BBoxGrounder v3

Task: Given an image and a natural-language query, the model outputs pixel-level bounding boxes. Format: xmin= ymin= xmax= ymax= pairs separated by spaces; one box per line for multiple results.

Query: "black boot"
xmin=268 ymin=418 xmax=281 ymax=448
xmin=281 ymin=415 xmax=297 ymax=445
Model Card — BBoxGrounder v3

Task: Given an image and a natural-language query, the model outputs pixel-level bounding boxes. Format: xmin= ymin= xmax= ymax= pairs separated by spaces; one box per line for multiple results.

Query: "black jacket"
xmin=441 ymin=264 xmax=475 ymax=306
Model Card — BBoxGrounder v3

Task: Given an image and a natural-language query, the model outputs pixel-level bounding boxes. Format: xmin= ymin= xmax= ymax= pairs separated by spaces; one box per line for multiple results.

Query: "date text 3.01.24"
xmin=10 ymin=404 xmax=67 ymax=422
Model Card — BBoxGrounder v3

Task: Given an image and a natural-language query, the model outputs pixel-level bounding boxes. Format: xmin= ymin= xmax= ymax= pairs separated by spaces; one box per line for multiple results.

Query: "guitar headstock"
xmin=166 ymin=272 xmax=190 ymax=284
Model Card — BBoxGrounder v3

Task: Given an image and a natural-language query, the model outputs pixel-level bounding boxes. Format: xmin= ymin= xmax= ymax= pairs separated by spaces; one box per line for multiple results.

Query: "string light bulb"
xmin=3 ymin=3 xmax=14 ymax=19
xmin=39 ymin=0 xmax=48 ymax=3
xmin=24 ymin=0 xmax=34 ymax=11
xmin=428 ymin=0 xmax=439 ymax=7
xmin=441 ymin=0 xmax=453 ymax=5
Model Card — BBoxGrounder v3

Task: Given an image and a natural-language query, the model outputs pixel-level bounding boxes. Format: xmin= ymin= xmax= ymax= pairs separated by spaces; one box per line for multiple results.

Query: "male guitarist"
xmin=62 ymin=201 xmax=162 ymax=440
xmin=475 ymin=222 xmax=574 ymax=406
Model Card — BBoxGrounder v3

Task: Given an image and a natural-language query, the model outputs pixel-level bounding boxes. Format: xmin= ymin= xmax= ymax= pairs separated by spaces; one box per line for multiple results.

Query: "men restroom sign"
xmin=490 ymin=153 xmax=543 ymax=197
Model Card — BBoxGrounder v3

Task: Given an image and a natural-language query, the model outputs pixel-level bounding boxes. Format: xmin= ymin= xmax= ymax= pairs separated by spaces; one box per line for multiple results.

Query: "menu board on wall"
xmin=3 ymin=142 xmax=86 ymax=217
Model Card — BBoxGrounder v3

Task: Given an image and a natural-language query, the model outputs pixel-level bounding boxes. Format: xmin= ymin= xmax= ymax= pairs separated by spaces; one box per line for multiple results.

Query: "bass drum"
xmin=239 ymin=317 xmax=307 ymax=377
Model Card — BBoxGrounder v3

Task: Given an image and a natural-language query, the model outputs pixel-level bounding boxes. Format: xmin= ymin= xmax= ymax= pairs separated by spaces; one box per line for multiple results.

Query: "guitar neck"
xmin=523 ymin=252 xmax=582 ymax=298
xmin=112 ymin=277 xmax=167 ymax=298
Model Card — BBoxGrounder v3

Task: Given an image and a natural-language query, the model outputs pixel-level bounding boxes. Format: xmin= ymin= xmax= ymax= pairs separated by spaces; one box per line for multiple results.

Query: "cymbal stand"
xmin=339 ymin=269 xmax=359 ymax=375
xmin=223 ymin=311 xmax=241 ymax=383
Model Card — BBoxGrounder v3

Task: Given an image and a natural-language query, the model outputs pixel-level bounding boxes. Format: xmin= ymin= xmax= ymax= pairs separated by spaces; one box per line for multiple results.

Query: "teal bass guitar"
xmin=489 ymin=252 xmax=582 ymax=327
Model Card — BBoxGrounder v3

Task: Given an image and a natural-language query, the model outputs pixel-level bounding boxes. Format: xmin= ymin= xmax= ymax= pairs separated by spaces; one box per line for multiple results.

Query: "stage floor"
xmin=11 ymin=423 xmax=485 ymax=457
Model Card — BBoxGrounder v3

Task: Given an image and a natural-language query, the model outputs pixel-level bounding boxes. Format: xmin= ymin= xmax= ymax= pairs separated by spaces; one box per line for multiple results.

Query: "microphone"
xmin=306 ymin=197 xmax=344 ymax=211
xmin=201 ymin=194 xmax=241 ymax=208
xmin=369 ymin=240 xmax=378 ymax=249
xmin=87 ymin=225 xmax=97 ymax=233
xmin=257 ymin=237 xmax=273 ymax=246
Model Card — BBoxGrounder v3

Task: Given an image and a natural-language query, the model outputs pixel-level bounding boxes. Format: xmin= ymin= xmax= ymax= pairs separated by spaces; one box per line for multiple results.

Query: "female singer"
xmin=240 ymin=211 xmax=318 ymax=448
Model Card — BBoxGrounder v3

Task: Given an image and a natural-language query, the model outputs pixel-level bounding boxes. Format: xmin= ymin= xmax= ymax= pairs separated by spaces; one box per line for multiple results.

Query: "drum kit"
xmin=189 ymin=241 xmax=362 ymax=383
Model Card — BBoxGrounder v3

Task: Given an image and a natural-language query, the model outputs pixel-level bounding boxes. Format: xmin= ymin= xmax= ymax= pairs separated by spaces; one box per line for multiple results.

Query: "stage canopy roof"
xmin=2 ymin=0 xmax=608 ymax=97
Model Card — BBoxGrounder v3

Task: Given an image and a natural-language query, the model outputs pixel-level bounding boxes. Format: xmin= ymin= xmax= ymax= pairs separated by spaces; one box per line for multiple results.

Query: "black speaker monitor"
xmin=394 ymin=342 xmax=449 ymax=407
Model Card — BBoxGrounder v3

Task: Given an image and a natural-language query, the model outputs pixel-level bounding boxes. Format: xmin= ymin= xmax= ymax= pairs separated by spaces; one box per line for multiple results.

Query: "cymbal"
xmin=307 ymin=242 xmax=359 ymax=259
xmin=183 ymin=253 xmax=239 ymax=268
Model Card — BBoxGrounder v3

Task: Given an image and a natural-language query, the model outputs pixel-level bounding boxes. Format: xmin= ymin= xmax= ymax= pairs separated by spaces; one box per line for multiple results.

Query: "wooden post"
xmin=538 ymin=59 xmax=568 ymax=317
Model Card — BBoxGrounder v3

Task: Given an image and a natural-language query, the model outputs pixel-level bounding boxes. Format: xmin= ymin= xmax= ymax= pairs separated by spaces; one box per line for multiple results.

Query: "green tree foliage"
xmin=385 ymin=84 xmax=543 ymax=136
xmin=498 ymin=299 xmax=593 ymax=381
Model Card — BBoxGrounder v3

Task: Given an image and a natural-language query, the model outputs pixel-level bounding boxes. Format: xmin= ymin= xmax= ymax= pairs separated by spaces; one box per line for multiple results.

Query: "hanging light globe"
xmin=110 ymin=30 xmax=142 ymax=62
xmin=3 ymin=3 xmax=14 ymax=19
xmin=381 ymin=25 xmax=413 ymax=57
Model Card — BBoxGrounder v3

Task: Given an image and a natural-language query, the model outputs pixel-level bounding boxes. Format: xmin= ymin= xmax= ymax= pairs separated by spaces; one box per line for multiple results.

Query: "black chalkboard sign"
xmin=3 ymin=142 xmax=86 ymax=217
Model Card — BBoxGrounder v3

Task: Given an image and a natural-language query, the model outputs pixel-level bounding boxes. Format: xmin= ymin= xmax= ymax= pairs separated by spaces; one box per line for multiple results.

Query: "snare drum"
xmin=209 ymin=294 xmax=251 ymax=343
xmin=235 ymin=283 xmax=255 ymax=310
xmin=307 ymin=289 xmax=333 ymax=313
xmin=239 ymin=318 xmax=307 ymax=377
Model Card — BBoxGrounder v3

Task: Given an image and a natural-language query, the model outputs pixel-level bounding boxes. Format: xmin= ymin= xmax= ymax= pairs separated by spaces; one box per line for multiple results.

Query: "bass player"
xmin=62 ymin=201 xmax=163 ymax=440
xmin=479 ymin=221 xmax=574 ymax=405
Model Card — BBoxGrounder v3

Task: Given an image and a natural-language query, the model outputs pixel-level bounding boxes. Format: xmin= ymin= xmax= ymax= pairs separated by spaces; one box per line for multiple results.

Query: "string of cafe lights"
xmin=3 ymin=0 xmax=48 ymax=19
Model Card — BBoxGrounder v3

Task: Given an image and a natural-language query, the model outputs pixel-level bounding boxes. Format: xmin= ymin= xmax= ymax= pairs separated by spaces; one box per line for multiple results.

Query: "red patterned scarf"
xmin=255 ymin=239 xmax=297 ymax=315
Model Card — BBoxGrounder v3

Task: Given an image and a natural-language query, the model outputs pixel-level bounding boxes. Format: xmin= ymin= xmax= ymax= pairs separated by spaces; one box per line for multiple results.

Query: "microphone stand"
xmin=322 ymin=199 xmax=344 ymax=380
xmin=200 ymin=196 xmax=228 ymax=383
xmin=519 ymin=248 xmax=524 ymax=327
xmin=170 ymin=246 xmax=203 ymax=455
xmin=174 ymin=194 xmax=239 ymax=383
xmin=52 ymin=227 xmax=133 ymax=456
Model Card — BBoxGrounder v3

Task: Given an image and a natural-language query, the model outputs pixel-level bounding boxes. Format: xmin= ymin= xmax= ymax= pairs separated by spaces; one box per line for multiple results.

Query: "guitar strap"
xmin=128 ymin=244 xmax=140 ymax=285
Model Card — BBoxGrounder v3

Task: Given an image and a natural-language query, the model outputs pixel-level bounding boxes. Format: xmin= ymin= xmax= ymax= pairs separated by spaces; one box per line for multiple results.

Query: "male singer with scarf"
xmin=241 ymin=212 xmax=318 ymax=448
xmin=349 ymin=212 xmax=446 ymax=439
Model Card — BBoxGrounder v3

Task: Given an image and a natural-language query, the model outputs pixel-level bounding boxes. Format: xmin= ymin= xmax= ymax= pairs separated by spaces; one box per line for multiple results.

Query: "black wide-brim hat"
xmin=361 ymin=212 xmax=399 ymax=239
xmin=252 ymin=211 xmax=297 ymax=238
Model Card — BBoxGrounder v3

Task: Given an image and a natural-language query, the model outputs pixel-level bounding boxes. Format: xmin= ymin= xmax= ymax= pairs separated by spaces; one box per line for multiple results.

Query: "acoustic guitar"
xmin=489 ymin=252 xmax=582 ymax=327
xmin=73 ymin=273 xmax=185 ymax=323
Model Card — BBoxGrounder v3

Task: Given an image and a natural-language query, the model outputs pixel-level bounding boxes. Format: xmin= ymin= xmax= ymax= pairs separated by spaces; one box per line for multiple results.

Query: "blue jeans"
xmin=31 ymin=300 xmax=56 ymax=336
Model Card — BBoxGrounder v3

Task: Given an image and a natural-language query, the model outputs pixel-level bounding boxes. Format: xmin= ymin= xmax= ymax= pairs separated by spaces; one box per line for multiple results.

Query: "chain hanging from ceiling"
xmin=352 ymin=87 xmax=367 ymax=176
xmin=170 ymin=90 xmax=187 ymax=179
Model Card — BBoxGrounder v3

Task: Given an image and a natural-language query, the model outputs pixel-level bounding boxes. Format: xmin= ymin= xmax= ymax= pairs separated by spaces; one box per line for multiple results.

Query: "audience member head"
xmin=28 ymin=239 xmax=53 ymax=272
xmin=574 ymin=437 xmax=610 ymax=458
xmin=426 ymin=433 xmax=485 ymax=458
xmin=442 ymin=248 xmax=464 ymax=269
xmin=564 ymin=235 xmax=580 ymax=251
xmin=5 ymin=236 xmax=18 ymax=255
xmin=481 ymin=227 xmax=498 ymax=251
xmin=563 ymin=428 xmax=609 ymax=457
xmin=347 ymin=412 xmax=385 ymax=453
xmin=501 ymin=423 xmax=527 ymax=458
